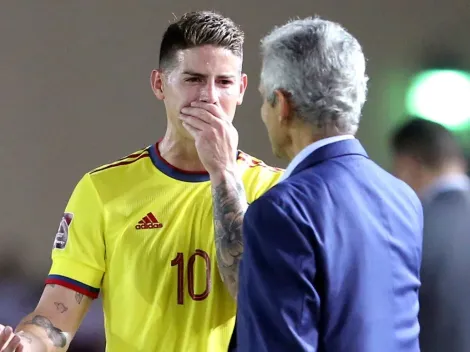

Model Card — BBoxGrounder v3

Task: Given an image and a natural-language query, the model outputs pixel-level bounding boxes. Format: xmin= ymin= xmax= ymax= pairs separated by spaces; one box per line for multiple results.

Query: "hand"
xmin=0 ymin=325 xmax=25 ymax=352
xmin=180 ymin=102 xmax=239 ymax=179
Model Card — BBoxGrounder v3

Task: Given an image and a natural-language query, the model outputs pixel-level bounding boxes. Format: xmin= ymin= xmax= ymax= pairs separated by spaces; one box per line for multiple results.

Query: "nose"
xmin=198 ymin=81 xmax=218 ymax=104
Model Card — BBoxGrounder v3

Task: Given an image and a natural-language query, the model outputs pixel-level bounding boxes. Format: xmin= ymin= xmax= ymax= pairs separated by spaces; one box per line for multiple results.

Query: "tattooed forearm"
xmin=24 ymin=315 xmax=67 ymax=348
xmin=54 ymin=302 xmax=68 ymax=314
xmin=75 ymin=293 xmax=84 ymax=304
xmin=16 ymin=331 xmax=33 ymax=344
xmin=212 ymin=172 xmax=248 ymax=299
xmin=15 ymin=329 xmax=50 ymax=351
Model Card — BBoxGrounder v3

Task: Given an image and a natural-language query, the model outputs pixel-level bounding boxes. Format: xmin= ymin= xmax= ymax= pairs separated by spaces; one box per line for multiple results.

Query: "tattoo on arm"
xmin=212 ymin=173 xmax=248 ymax=298
xmin=54 ymin=302 xmax=68 ymax=314
xmin=75 ymin=293 xmax=84 ymax=304
xmin=16 ymin=331 xmax=33 ymax=344
xmin=24 ymin=315 xmax=67 ymax=348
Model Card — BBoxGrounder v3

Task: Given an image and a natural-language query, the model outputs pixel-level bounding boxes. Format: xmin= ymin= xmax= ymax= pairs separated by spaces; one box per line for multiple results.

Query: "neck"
xmin=158 ymin=129 xmax=206 ymax=172
xmin=283 ymin=121 xmax=353 ymax=161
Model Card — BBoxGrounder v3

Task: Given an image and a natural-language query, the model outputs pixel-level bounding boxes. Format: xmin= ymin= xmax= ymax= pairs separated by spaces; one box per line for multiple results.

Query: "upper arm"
xmin=46 ymin=173 xmax=105 ymax=298
xmin=14 ymin=174 xmax=104 ymax=350
xmin=236 ymin=194 xmax=319 ymax=352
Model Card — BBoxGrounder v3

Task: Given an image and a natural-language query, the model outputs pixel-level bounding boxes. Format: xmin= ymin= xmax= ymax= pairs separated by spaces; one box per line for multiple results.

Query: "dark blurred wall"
xmin=1 ymin=0 xmax=469 ymax=279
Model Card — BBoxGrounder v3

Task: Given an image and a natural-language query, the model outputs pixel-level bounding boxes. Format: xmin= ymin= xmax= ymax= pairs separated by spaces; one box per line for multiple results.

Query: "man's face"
xmin=152 ymin=45 xmax=247 ymax=139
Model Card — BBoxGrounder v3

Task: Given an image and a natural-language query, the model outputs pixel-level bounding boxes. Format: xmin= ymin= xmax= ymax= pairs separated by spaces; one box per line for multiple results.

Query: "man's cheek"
xmin=219 ymin=86 xmax=240 ymax=97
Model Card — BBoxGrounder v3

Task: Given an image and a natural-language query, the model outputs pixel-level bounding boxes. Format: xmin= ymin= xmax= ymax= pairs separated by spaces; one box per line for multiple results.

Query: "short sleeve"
xmin=238 ymin=153 xmax=283 ymax=203
xmin=45 ymin=173 xmax=105 ymax=299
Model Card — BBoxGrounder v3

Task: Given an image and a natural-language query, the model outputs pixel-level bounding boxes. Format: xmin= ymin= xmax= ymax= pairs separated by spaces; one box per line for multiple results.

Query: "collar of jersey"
xmin=149 ymin=142 xmax=242 ymax=183
xmin=149 ymin=142 xmax=216 ymax=183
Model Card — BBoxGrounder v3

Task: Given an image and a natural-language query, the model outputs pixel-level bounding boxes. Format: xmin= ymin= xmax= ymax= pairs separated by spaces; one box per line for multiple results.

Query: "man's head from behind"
xmin=150 ymin=11 xmax=247 ymax=138
xmin=258 ymin=17 xmax=368 ymax=159
xmin=390 ymin=117 xmax=466 ymax=195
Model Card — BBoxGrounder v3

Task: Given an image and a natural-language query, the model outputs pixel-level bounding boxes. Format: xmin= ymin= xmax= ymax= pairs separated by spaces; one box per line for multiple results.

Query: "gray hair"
xmin=260 ymin=17 xmax=368 ymax=132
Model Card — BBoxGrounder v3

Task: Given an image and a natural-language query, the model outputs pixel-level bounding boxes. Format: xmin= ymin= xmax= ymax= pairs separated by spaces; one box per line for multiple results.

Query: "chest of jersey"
xmin=99 ymin=178 xmax=237 ymax=350
xmin=105 ymin=180 xmax=218 ymax=294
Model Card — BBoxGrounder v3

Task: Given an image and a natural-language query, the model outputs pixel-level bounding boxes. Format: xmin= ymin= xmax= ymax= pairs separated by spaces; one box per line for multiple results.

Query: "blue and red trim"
xmin=149 ymin=141 xmax=211 ymax=182
xmin=148 ymin=141 xmax=249 ymax=183
xmin=90 ymin=151 xmax=149 ymax=174
xmin=45 ymin=275 xmax=100 ymax=299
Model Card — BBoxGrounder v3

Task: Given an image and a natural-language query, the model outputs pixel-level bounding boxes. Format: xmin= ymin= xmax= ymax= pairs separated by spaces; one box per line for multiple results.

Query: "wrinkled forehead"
xmin=172 ymin=45 xmax=242 ymax=76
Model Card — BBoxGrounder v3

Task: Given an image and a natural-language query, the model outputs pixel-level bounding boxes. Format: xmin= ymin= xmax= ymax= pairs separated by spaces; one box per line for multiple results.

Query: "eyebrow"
xmin=182 ymin=70 xmax=237 ymax=79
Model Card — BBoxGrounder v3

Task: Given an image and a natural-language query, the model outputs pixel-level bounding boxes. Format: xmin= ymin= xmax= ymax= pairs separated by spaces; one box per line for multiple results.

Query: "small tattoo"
xmin=17 ymin=332 xmax=33 ymax=344
xmin=75 ymin=292 xmax=84 ymax=304
xmin=49 ymin=284 xmax=56 ymax=288
xmin=24 ymin=315 xmax=67 ymax=348
xmin=54 ymin=302 xmax=68 ymax=314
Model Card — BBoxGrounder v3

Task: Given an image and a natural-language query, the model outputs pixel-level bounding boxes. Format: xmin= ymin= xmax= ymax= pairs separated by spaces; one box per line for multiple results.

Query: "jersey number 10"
xmin=171 ymin=249 xmax=211 ymax=305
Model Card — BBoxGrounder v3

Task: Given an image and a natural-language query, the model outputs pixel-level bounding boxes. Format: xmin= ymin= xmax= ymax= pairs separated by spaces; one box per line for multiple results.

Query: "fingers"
xmin=180 ymin=107 xmax=214 ymax=124
xmin=179 ymin=114 xmax=206 ymax=131
xmin=0 ymin=325 xmax=23 ymax=352
xmin=7 ymin=335 xmax=22 ymax=352
xmin=181 ymin=121 xmax=200 ymax=139
xmin=0 ymin=325 xmax=12 ymax=345
xmin=180 ymin=106 xmax=229 ymax=135
xmin=189 ymin=101 xmax=222 ymax=118
xmin=15 ymin=342 xmax=25 ymax=352
xmin=179 ymin=102 xmax=237 ymax=146
xmin=181 ymin=103 xmax=227 ymax=125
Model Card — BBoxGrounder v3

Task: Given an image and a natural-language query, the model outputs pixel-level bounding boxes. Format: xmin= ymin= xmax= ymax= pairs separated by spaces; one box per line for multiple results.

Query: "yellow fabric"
xmin=48 ymin=145 xmax=283 ymax=352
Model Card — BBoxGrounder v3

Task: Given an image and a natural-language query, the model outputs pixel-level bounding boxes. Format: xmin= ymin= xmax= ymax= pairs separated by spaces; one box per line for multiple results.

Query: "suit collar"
xmin=280 ymin=135 xmax=354 ymax=181
xmin=288 ymin=138 xmax=369 ymax=178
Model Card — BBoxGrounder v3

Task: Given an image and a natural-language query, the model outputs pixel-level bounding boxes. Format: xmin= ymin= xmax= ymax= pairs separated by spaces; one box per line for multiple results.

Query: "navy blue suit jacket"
xmin=235 ymin=139 xmax=423 ymax=352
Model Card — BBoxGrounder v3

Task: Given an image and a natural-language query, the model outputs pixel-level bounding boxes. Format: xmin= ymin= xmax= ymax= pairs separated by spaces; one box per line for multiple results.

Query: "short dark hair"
xmin=158 ymin=11 xmax=244 ymax=71
xmin=390 ymin=117 xmax=464 ymax=170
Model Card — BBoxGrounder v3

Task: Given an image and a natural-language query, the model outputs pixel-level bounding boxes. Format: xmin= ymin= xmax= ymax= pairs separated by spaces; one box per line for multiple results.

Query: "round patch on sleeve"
xmin=53 ymin=212 xmax=74 ymax=250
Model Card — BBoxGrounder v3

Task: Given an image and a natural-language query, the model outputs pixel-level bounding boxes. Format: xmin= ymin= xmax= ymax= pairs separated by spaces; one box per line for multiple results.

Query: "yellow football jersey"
xmin=46 ymin=142 xmax=283 ymax=352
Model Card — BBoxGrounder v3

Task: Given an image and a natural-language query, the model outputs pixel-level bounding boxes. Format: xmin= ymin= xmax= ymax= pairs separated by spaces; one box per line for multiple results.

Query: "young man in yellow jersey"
xmin=0 ymin=10 xmax=282 ymax=352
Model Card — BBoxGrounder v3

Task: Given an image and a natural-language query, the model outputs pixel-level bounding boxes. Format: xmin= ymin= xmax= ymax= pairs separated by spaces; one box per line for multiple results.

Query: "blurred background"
xmin=1 ymin=1 xmax=469 ymax=350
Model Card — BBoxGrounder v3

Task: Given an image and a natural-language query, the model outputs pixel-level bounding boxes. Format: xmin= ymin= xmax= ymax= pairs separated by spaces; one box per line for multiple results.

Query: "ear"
xmin=150 ymin=69 xmax=165 ymax=100
xmin=274 ymin=89 xmax=293 ymax=125
xmin=236 ymin=73 xmax=248 ymax=105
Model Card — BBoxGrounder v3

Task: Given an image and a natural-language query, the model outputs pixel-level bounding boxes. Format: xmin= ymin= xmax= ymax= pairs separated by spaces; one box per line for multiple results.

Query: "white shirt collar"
xmin=279 ymin=135 xmax=354 ymax=182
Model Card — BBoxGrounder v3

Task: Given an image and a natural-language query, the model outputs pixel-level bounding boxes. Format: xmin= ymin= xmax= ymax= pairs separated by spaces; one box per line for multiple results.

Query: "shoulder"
xmin=88 ymin=147 xmax=151 ymax=177
xmin=381 ymin=168 xmax=422 ymax=216
xmin=269 ymin=168 xmax=324 ymax=201
xmin=71 ymin=146 xmax=153 ymax=202
xmin=247 ymin=178 xmax=315 ymax=219
xmin=237 ymin=150 xmax=284 ymax=202
xmin=237 ymin=150 xmax=283 ymax=173
xmin=425 ymin=190 xmax=470 ymax=220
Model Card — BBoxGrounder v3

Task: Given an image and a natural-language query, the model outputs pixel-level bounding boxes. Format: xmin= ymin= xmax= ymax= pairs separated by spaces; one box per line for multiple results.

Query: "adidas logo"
xmin=135 ymin=212 xmax=163 ymax=230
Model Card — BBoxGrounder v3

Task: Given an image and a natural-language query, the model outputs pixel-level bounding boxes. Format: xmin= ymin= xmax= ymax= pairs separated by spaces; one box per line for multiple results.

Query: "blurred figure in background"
xmin=391 ymin=117 xmax=470 ymax=352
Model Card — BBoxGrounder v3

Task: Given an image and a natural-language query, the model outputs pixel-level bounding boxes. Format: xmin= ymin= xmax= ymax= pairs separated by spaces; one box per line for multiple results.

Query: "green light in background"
xmin=405 ymin=69 xmax=470 ymax=130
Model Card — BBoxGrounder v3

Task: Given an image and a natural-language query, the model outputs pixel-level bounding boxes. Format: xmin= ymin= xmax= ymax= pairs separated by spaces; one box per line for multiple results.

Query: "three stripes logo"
xmin=135 ymin=212 xmax=163 ymax=230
